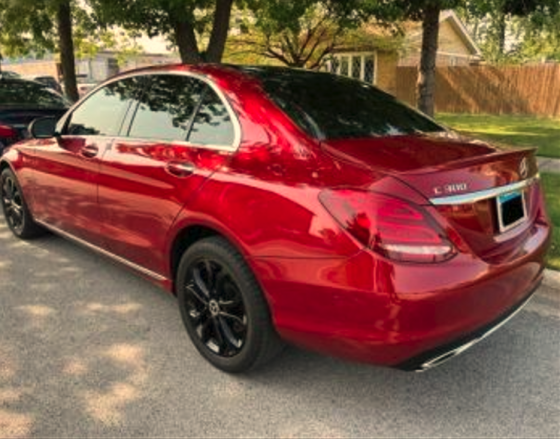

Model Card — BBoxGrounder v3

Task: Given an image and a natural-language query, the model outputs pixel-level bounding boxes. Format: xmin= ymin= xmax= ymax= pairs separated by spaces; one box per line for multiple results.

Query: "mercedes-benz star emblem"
xmin=519 ymin=158 xmax=529 ymax=179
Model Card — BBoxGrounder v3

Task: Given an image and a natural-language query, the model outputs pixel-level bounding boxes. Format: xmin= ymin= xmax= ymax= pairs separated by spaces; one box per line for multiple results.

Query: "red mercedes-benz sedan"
xmin=0 ymin=64 xmax=551 ymax=372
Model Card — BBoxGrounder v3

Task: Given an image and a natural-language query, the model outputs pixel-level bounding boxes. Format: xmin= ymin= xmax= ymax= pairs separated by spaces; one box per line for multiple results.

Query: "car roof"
xmin=106 ymin=63 xmax=332 ymax=95
xmin=0 ymin=77 xmax=49 ymax=87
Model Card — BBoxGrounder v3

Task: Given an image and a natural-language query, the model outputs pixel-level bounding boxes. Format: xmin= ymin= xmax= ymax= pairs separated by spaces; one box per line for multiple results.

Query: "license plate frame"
xmin=496 ymin=189 xmax=527 ymax=233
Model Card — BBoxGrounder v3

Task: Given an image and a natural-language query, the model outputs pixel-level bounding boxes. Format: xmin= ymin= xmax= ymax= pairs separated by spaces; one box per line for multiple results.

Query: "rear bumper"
xmin=396 ymin=279 xmax=540 ymax=371
xmin=251 ymin=223 xmax=550 ymax=368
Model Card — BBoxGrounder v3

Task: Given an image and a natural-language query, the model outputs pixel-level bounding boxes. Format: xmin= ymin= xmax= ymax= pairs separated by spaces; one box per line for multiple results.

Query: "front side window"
xmin=128 ymin=75 xmax=205 ymax=142
xmin=66 ymin=77 xmax=144 ymax=136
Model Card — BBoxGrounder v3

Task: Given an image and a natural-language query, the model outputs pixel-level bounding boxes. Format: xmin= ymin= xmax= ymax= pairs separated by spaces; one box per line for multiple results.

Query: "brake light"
xmin=319 ymin=189 xmax=456 ymax=263
xmin=0 ymin=125 xmax=18 ymax=148
xmin=0 ymin=125 xmax=17 ymax=138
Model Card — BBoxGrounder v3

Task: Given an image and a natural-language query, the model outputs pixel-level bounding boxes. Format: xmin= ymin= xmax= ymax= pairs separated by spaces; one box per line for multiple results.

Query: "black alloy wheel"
xmin=0 ymin=168 xmax=44 ymax=239
xmin=185 ymin=258 xmax=247 ymax=357
xmin=177 ymin=237 xmax=283 ymax=372
xmin=1 ymin=172 xmax=24 ymax=234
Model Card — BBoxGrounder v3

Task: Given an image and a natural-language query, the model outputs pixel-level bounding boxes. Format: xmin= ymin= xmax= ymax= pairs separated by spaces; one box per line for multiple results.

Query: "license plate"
xmin=496 ymin=190 xmax=527 ymax=233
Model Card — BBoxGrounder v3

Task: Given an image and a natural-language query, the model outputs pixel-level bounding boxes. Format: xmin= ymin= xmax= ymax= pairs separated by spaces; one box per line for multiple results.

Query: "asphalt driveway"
xmin=1 ymin=221 xmax=559 ymax=438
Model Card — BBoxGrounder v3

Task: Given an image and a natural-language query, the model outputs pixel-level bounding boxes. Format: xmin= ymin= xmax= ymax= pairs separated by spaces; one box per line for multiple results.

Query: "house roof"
xmin=335 ymin=10 xmax=483 ymax=58
xmin=405 ymin=10 xmax=483 ymax=58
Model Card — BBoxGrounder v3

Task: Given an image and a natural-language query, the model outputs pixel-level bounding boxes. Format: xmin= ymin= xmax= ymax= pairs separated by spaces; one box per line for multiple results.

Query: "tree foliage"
xmin=0 ymin=0 xmax=57 ymax=59
xmin=459 ymin=0 xmax=560 ymax=63
xmin=88 ymin=0 xmax=235 ymax=63
xmin=512 ymin=7 xmax=560 ymax=62
xmin=0 ymin=0 xmax=80 ymax=100
xmin=0 ymin=0 xmax=142 ymax=101
xmin=227 ymin=0 xmax=402 ymax=69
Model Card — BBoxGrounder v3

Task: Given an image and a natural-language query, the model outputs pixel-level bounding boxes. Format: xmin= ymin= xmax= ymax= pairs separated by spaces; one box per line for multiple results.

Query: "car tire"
xmin=176 ymin=236 xmax=284 ymax=373
xmin=1 ymin=168 xmax=45 ymax=239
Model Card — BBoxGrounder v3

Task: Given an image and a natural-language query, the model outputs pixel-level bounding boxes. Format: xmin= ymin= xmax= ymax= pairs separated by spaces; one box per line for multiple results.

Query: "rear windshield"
xmin=0 ymin=80 xmax=68 ymax=109
xmin=249 ymin=68 xmax=444 ymax=140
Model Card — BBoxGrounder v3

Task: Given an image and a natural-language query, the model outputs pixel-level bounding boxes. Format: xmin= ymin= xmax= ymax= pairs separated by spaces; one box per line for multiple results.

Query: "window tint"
xmin=129 ymin=75 xmax=205 ymax=141
xmin=188 ymin=88 xmax=234 ymax=146
xmin=245 ymin=67 xmax=444 ymax=140
xmin=67 ymin=77 xmax=143 ymax=136
xmin=0 ymin=80 xmax=68 ymax=108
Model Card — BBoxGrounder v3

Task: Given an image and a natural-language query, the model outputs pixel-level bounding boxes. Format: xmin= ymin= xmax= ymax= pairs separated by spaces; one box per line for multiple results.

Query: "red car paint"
xmin=1 ymin=64 xmax=550 ymax=369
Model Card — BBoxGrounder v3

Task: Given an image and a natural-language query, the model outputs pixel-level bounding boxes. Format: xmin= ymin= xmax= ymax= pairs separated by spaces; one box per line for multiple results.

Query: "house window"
xmin=340 ymin=56 xmax=349 ymax=76
xmin=329 ymin=52 xmax=377 ymax=84
xmin=351 ymin=56 xmax=362 ymax=79
xmin=364 ymin=55 xmax=375 ymax=83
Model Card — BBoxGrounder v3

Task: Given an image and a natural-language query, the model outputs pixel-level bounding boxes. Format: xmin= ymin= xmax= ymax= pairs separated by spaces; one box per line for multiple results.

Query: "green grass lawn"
xmin=541 ymin=173 xmax=560 ymax=270
xmin=437 ymin=114 xmax=560 ymax=159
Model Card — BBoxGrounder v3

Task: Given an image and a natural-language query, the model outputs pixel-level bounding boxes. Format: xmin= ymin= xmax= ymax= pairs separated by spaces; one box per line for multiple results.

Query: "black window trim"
xmin=59 ymin=70 xmax=242 ymax=151
xmin=117 ymin=76 xmax=151 ymax=137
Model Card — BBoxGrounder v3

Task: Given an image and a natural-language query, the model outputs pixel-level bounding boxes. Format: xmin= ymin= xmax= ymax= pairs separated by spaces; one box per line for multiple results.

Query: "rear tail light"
xmin=319 ymin=189 xmax=456 ymax=263
xmin=0 ymin=125 xmax=18 ymax=149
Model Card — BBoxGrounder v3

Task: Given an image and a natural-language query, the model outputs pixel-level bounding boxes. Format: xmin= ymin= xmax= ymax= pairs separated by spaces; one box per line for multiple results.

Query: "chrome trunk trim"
xmin=429 ymin=175 xmax=540 ymax=206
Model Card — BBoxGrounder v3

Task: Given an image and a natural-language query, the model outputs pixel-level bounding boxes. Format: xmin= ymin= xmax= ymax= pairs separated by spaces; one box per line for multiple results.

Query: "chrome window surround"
xmin=429 ymin=175 xmax=540 ymax=206
xmin=58 ymin=70 xmax=242 ymax=153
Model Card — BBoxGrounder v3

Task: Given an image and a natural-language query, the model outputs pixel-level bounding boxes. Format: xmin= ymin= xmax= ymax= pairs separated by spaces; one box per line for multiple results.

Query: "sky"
xmin=137 ymin=34 xmax=171 ymax=54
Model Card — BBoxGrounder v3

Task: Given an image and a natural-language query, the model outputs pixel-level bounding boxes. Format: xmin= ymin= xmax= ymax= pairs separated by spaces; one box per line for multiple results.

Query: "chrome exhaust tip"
xmin=396 ymin=283 xmax=539 ymax=373
xmin=415 ymin=338 xmax=480 ymax=372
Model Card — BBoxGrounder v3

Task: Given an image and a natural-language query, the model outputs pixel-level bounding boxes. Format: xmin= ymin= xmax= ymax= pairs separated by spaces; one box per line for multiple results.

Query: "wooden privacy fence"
xmin=395 ymin=64 xmax=560 ymax=118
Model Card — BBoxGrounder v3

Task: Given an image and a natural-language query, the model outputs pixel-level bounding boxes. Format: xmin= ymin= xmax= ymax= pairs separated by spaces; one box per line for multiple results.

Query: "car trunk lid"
xmin=322 ymin=135 xmax=543 ymax=262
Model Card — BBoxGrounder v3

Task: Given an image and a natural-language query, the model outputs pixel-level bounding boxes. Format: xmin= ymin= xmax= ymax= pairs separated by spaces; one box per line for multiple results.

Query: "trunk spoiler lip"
xmin=321 ymin=137 xmax=537 ymax=178
xmin=398 ymin=147 xmax=537 ymax=176
xmin=429 ymin=174 xmax=540 ymax=206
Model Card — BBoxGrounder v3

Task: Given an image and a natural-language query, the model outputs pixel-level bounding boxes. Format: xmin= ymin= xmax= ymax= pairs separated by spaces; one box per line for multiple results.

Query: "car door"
xmin=98 ymin=73 xmax=238 ymax=276
xmin=31 ymin=76 xmax=145 ymax=246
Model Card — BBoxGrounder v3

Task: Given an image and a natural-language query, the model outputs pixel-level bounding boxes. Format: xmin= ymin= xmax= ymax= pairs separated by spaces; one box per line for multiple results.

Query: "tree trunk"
xmin=206 ymin=0 xmax=234 ymax=63
xmin=171 ymin=16 xmax=203 ymax=64
xmin=417 ymin=3 xmax=441 ymax=117
xmin=497 ymin=11 xmax=506 ymax=56
xmin=57 ymin=0 xmax=79 ymax=102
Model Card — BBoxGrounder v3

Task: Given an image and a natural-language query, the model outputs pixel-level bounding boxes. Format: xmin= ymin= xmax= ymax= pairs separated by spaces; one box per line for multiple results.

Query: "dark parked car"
xmin=0 ymin=64 xmax=550 ymax=373
xmin=24 ymin=75 xmax=64 ymax=95
xmin=0 ymin=77 xmax=69 ymax=154
xmin=1 ymin=71 xmax=22 ymax=79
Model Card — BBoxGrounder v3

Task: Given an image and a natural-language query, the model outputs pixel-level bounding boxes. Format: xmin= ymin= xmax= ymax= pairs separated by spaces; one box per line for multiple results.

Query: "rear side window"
xmin=254 ymin=69 xmax=444 ymax=140
xmin=128 ymin=75 xmax=205 ymax=141
xmin=67 ymin=77 xmax=144 ymax=136
xmin=0 ymin=80 xmax=67 ymax=109
xmin=188 ymin=88 xmax=234 ymax=146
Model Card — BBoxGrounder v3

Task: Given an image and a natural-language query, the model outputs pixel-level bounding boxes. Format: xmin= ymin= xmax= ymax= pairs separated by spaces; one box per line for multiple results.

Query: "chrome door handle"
xmin=81 ymin=144 xmax=99 ymax=158
xmin=166 ymin=162 xmax=195 ymax=177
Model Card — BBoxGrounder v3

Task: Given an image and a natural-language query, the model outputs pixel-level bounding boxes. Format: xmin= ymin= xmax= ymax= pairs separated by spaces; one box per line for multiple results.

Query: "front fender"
xmin=0 ymin=143 xmax=37 ymax=212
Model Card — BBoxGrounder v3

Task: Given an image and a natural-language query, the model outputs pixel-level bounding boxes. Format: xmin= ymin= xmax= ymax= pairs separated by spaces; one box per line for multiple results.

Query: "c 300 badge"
xmin=433 ymin=182 xmax=469 ymax=196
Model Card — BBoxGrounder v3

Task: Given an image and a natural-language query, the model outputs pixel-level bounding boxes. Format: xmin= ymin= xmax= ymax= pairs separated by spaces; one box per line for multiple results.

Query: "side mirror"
xmin=29 ymin=116 xmax=59 ymax=139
